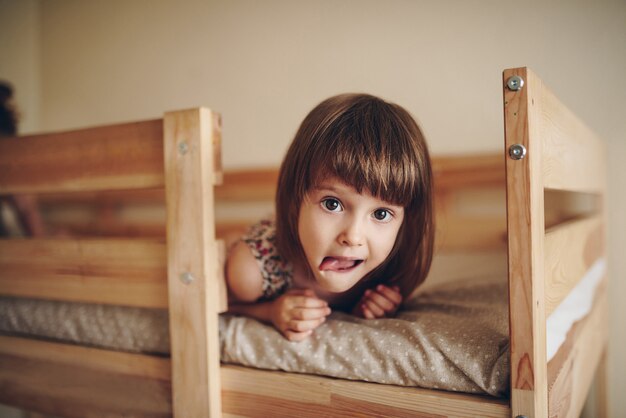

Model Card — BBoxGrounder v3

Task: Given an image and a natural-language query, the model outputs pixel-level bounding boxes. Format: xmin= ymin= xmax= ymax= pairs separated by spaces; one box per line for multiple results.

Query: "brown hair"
xmin=0 ymin=81 xmax=18 ymax=137
xmin=275 ymin=93 xmax=434 ymax=297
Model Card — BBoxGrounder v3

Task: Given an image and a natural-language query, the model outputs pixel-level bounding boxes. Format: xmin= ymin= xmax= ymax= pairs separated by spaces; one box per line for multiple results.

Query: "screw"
xmin=507 ymin=75 xmax=525 ymax=91
xmin=180 ymin=272 xmax=195 ymax=284
xmin=178 ymin=142 xmax=189 ymax=155
xmin=509 ymin=144 xmax=527 ymax=160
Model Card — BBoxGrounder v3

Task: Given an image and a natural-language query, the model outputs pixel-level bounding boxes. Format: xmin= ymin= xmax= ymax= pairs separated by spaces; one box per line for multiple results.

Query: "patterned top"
xmin=242 ymin=218 xmax=293 ymax=300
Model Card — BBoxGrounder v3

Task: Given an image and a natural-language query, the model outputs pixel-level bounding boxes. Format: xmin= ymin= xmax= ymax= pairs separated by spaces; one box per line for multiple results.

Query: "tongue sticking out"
xmin=319 ymin=257 xmax=361 ymax=271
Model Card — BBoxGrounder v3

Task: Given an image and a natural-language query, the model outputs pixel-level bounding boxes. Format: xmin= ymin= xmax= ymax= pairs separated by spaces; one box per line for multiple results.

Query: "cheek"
xmin=297 ymin=207 xmax=319 ymax=255
xmin=374 ymin=225 xmax=402 ymax=259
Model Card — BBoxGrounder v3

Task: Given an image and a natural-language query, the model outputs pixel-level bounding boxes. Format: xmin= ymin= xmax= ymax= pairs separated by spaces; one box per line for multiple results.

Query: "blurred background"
xmin=1 ymin=0 xmax=624 ymax=416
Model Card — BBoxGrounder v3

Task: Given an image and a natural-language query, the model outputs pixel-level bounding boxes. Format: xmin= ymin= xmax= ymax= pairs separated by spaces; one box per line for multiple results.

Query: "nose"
xmin=338 ymin=217 xmax=364 ymax=247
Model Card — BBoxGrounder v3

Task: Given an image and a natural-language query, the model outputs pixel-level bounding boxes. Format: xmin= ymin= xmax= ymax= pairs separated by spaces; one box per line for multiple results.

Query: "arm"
xmin=352 ymin=284 xmax=402 ymax=319
xmin=226 ymin=241 xmax=331 ymax=341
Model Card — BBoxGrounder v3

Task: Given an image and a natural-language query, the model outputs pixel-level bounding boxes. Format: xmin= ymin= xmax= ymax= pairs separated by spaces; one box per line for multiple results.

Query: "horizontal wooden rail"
xmin=31 ymin=152 xmax=504 ymax=208
xmin=217 ymin=168 xmax=279 ymax=201
xmin=0 ymin=237 xmax=229 ymax=311
xmin=533 ymin=74 xmax=606 ymax=193
xmin=0 ymin=119 xmax=164 ymax=195
xmin=547 ymin=281 xmax=608 ymax=417
xmin=0 ymin=336 xmax=509 ymax=418
xmin=0 ymin=335 xmax=170 ymax=380
xmin=0 ymin=238 xmax=168 ymax=307
xmin=221 ymin=365 xmax=509 ymax=417
xmin=544 ymin=215 xmax=604 ymax=317
xmin=433 ymin=153 xmax=505 ymax=190
xmin=0 ymin=336 xmax=172 ymax=417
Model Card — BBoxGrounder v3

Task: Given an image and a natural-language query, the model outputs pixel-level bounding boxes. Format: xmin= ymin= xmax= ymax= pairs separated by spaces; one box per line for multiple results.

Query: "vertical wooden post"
xmin=504 ymin=67 xmax=548 ymax=418
xmin=164 ymin=108 xmax=223 ymax=417
xmin=594 ymin=348 xmax=609 ymax=418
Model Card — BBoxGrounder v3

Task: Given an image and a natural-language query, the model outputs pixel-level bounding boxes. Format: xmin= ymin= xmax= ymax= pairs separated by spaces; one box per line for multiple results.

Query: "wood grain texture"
xmin=544 ymin=215 xmax=604 ymax=316
xmin=216 ymin=239 xmax=228 ymax=313
xmin=504 ymin=67 xmax=548 ymax=418
xmin=594 ymin=349 xmax=609 ymax=418
xmin=547 ymin=278 xmax=609 ymax=418
xmin=221 ymin=365 xmax=510 ymax=418
xmin=164 ymin=108 xmax=222 ymax=417
xmin=0 ymin=238 xmax=168 ymax=307
xmin=535 ymin=82 xmax=606 ymax=194
xmin=433 ymin=153 xmax=505 ymax=191
xmin=0 ymin=119 xmax=164 ymax=194
xmin=0 ymin=336 xmax=171 ymax=417
xmin=0 ymin=335 xmax=171 ymax=380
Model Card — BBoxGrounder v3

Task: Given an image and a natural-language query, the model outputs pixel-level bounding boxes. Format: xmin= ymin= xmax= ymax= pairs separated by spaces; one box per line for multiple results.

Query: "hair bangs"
xmin=306 ymin=111 xmax=423 ymax=208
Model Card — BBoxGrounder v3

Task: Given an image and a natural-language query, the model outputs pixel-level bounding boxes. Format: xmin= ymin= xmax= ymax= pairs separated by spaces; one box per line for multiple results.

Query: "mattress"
xmin=0 ymin=252 xmax=511 ymax=397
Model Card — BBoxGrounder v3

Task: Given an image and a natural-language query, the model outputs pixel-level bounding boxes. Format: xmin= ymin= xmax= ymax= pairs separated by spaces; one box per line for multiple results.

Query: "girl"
xmin=226 ymin=93 xmax=434 ymax=342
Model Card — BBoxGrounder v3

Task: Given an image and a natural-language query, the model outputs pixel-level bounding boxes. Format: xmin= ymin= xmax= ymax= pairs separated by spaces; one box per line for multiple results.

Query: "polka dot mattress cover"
xmin=0 ymin=274 xmax=509 ymax=397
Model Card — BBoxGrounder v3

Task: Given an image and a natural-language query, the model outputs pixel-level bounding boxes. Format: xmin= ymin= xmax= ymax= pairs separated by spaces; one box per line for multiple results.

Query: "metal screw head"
xmin=178 ymin=142 xmax=189 ymax=155
xmin=507 ymin=75 xmax=525 ymax=91
xmin=509 ymin=144 xmax=527 ymax=160
xmin=180 ymin=272 xmax=195 ymax=284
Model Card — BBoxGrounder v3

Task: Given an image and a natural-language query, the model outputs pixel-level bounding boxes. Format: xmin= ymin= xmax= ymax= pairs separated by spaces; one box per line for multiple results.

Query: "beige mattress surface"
xmin=0 ymin=253 xmax=510 ymax=397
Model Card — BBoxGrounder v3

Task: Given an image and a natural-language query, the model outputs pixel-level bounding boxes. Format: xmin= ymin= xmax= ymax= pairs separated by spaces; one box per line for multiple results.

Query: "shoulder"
xmin=225 ymin=240 xmax=264 ymax=302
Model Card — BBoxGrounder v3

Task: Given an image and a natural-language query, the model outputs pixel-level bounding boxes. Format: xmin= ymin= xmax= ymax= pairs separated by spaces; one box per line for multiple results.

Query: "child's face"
xmin=298 ymin=177 xmax=404 ymax=293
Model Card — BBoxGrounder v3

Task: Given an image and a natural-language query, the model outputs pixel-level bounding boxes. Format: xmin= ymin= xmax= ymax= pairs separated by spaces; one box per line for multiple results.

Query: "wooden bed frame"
xmin=0 ymin=67 xmax=608 ymax=417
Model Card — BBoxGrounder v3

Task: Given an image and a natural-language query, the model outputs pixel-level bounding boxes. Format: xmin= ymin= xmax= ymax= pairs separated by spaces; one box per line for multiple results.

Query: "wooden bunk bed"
xmin=0 ymin=67 xmax=608 ymax=417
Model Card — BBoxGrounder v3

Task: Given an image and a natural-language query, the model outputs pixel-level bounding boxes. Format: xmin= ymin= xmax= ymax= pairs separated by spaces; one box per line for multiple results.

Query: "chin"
xmin=316 ymin=274 xmax=357 ymax=294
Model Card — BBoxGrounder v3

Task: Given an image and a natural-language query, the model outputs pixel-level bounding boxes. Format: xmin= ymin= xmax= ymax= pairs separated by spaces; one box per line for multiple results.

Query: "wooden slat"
xmin=164 ymin=108 xmax=222 ymax=417
xmin=0 ymin=336 xmax=171 ymax=417
xmin=0 ymin=238 xmax=168 ymax=308
xmin=594 ymin=349 xmax=610 ymax=418
xmin=221 ymin=365 xmax=510 ymax=418
xmin=216 ymin=168 xmax=278 ymax=201
xmin=37 ymin=188 xmax=165 ymax=206
xmin=433 ymin=153 xmax=505 ymax=191
xmin=544 ymin=215 xmax=604 ymax=316
xmin=504 ymin=67 xmax=548 ymax=418
xmin=0 ymin=335 xmax=170 ymax=380
xmin=435 ymin=215 xmax=507 ymax=251
xmin=216 ymin=239 xmax=228 ymax=313
xmin=547 ymin=279 xmax=609 ymax=418
xmin=215 ymin=153 xmax=505 ymax=202
xmin=534 ymin=79 xmax=606 ymax=193
xmin=0 ymin=119 xmax=164 ymax=194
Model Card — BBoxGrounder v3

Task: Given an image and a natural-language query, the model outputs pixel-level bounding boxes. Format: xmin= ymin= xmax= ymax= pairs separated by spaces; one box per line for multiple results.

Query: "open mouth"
xmin=319 ymin=257 xmax=364 ymax=272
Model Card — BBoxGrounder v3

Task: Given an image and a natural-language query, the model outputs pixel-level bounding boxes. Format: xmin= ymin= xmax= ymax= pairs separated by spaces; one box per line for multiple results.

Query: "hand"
xmin=270 ymin=289 xmax=331 ymax=342
xmin=353 ymin=285 xmax=402 ymax=319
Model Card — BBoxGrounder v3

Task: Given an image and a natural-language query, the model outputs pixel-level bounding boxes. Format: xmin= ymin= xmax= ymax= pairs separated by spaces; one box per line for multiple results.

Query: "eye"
xmin=321 ymin=198 xmax=343 ymax=212
xmin=373 ymin=208 xmax=393 ymax=222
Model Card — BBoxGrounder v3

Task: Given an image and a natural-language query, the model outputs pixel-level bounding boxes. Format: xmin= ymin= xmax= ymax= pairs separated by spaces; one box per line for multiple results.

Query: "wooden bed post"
xmin=164 ymin=108 xmax=224 ymax=417
xmin=504 ymin=68 xmax=548 ymax=418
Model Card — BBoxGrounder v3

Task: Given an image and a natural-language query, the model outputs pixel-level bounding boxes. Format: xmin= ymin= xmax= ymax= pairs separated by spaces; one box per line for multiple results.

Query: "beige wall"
xmin=0 ymin=0 xmax=40 ymax=133
xmin=1 ymin=0 xmax=625 ymax=415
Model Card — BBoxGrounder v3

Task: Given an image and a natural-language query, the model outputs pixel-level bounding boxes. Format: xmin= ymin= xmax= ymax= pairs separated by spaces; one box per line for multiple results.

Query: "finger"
xmin=361 ymin=304 xmax=375 ymax=319
xmin=288 ymin=316 xmax=326 ymax=332
xmin=363 ymin=299 xmax=385 ymax=317
xmin=283 ymin=329 xmax=313 ymax=342
xmin=364 ymin=290 xmax=396 ymax=312
xmin=291 ymin=306 xmax=332 ymax=320
xmin=294 ymin=295 xmax=328 ymax=309
xmin=376 ymin=285 xmax=403 ymax=305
